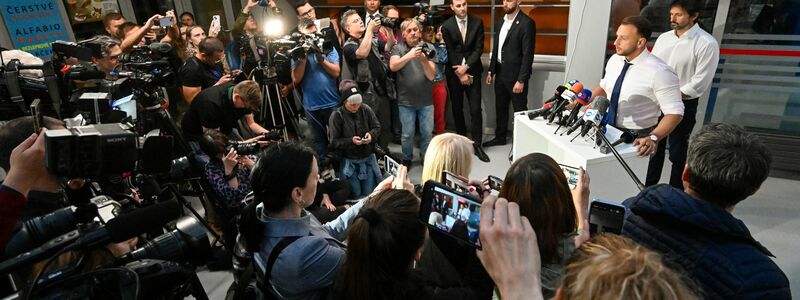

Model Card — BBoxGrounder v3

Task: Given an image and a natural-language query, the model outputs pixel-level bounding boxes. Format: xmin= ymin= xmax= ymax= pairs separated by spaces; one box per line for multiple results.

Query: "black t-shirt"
xmin=343 ymin=37 xmax=386 ymax=82
xmin=179 ymin=56 xmax=224 ymax=89
xmin=181 ymin=83 xmax=252 ymax=141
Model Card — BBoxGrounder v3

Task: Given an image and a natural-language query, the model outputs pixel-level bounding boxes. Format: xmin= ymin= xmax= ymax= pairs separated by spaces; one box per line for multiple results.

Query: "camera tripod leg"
xmin=166 ymin=181 xmax=224 ymax=248
xmin=272 ymin=83 xmax=288 ymax=140
xmin=263 ymin=84 xmax=279 ymax=130
xmin=189 ymin=273 xmax=210 ymax=300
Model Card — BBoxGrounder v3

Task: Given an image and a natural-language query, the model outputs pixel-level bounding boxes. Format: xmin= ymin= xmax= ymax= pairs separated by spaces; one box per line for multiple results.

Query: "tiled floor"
xmin=195 ymin=141 xmax=799 ymax=298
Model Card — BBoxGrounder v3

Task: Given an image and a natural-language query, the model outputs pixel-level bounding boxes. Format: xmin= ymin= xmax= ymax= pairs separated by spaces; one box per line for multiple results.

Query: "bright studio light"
xmin=263 ymin=18 xmax=284 ymax=37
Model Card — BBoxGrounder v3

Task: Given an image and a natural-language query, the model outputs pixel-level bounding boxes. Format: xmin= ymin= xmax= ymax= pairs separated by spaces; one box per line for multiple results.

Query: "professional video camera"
xmin=225 ymin=128 xmax=285 ymax=155
xmin=414 ymin=2 xmax=445 ymax=26
xmin=372 ymin=12 xmax=398 ymax=29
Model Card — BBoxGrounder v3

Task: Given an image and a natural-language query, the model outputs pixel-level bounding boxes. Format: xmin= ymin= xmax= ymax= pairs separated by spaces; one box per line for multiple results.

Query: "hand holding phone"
xmin=385 ymin=155 xmax=400 ymax=177
xmin=158 ymin=17 xmax=173 ymax=28
xmin=442 ymin=170 xmax=470 ymax=194
xmin=559 ymin=164 xmax=580 ymax=189
xmin=488 ymin=175 xmax=503 ymax=192
xmin=588 ymin=199 xmax=625 ymax=236
xmin=420 ymin=180 xmax=483 ymax=248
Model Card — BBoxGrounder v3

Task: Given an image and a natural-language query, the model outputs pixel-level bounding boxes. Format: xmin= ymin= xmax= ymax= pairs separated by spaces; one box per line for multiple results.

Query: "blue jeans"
xmin=340 ymin=155 xmax=382 ymax=198
xmin=304 ymin=107 xmax=335 ymax=159
xmin=399 ymin=105 xmax=434 ymax=162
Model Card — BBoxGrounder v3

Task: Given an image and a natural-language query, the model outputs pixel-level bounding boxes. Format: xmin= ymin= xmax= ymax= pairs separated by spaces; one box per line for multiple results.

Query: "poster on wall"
xmin=63 ymin=0 xmax=105 ymax=24
xmin=0 ymin=0 xmax=69 ymax=60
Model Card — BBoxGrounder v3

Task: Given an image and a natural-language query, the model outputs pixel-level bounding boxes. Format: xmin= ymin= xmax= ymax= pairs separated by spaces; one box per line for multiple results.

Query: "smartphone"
xmin=488 ymin=175 xmax=503 ymax=192
xmin=588 ymin=199 xmax=625 ymax=236
xmin=30 ymin=99 xmax=42 ymax=134
xmin=384 ymin=155 xmax=400 ymax=177
xmin=211 ymin=15 xmax=221 ymax=30
xmin=316 ymin=18 xmax=331 ymax=29
xmin=441 ymin=170 xmax=470 ymax=194
xmin=420 ymin=180 xmax=482 ymax=248
xmin=158 ymin=17 xmax=173 ymax=28
xmin=559 ymin=164 xmax=580 ymax=189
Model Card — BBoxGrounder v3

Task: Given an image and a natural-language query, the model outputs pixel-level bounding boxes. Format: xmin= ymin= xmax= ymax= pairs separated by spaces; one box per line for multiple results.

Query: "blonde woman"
xmin=420 ymin=133 xmax=473 ymax=184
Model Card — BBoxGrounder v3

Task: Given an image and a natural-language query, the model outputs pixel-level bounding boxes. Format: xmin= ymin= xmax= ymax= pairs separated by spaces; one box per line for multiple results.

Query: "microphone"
xmin=117 ymin=216 xmax=211 ymax=266
xmin=528 ymin=86 xmax=567 ymax=120
xmin=66 ymin=68 xmax=106 ymax=80
xmin=0 ymin=200 xmax=180 ymax=273
xmin=579 ymin=96 xmax=611 ymax=137
xmin=599 ymin=130 xmax=636 ymax=154
xmin=548 ymin=82 xmax=583 ymax=124
xmin=124 ymin=60 xmax=171 ymax=68
xmin=3 ymin=205 xmax=98 ymax=258
xmin=564 ymin=89 xmax=592 ymax=127
xmin=147 ymin=42 xmax=172 ymax=54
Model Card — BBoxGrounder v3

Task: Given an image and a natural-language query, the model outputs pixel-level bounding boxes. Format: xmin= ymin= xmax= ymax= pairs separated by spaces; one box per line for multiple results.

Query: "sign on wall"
xmin=1 ymin=0 xmax=69 ymax=60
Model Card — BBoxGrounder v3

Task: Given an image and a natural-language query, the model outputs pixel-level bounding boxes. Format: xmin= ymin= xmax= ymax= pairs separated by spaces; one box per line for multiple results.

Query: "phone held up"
xmin=384 ymin=155 xmax=400 ymax=177
xmin=419 ymin=180 xmax=483 ymax=249
xmin=588 ymin=199 xmax=625 ymax=236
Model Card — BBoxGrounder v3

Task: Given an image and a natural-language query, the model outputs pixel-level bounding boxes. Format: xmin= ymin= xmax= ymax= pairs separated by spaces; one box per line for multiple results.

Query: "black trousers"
xmin=493 ymin=72 xmax=528 ymax=140
xmin=446 ymin=69 xmax=484 ymax=143
xmin=646 ymin=98 xmax=699 ymax=189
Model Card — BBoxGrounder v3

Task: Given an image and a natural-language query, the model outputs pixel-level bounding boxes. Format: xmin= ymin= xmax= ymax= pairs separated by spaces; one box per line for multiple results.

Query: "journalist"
xmin=328 ymin=81 xmax=382 ymax=199
xmin=231 ymin=0 xmax=260 ymax=74
xmin=388 ymin=18 xmax=436 ymax=167
xmin=292 ymin=19 xmax=341 ymax=160
xmin=622 ymin=123 xmax=791 ymax=299
xmin=236 ymin=142 xmax=387 ymax=299
xmin=181 ymin=80 xmax=267 ymax=143
xmin=341 ymin=9 xmax=395 ymax=152
xmin=179 ymin=37 xmax=231 ymax=104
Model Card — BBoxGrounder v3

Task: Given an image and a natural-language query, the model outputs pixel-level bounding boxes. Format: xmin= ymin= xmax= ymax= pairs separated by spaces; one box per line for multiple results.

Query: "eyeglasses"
xmin=299 ymin=7 xmax=315 ymax=18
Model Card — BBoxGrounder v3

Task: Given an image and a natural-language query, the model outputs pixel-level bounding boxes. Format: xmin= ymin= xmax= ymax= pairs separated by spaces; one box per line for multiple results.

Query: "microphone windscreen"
xmin=592 ymin=96 xmax=611 ymax=114
xmin=105 ymin=200 xmax=180 ymax=243
xmin=570 ymin=82 xmax=584 ymax=93
xmin=554 ymin=85 xmax=567 ymax=96
xmin=576 ymin=89 xmax=592 ymax=106
xmin=148 ymin=42 xmax=173 ymax=53
xmin=68 ymin=70 xmax=106 ymax=80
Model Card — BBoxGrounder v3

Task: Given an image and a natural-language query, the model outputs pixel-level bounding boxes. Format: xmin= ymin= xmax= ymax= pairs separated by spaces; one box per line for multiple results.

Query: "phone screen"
xmin=488 ymin=175 xmax=503 ymax=191
xmin=588 ymin=199 xmax=625 ymax=236
xmin=159 ymin=17 xmax=173 ymax=28
xmin=559 ymin=164 xmax=580 ymax=189
xmin=420 ymin=180 xmax=482 ymax=248
xmin=384 ymin=155 xmax=400 ymax=177
xmin=441 ymin=170 xmax=470 ymax=194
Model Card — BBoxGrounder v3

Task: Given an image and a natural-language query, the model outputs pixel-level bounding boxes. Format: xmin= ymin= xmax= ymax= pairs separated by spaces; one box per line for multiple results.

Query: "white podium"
xmin=512 ymin=114 xmax=648 ymax=202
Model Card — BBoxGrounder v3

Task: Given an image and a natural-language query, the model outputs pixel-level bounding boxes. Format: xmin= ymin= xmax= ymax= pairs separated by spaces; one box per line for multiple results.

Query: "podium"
xmin=512 ymin=114 xmax=649 ymax=202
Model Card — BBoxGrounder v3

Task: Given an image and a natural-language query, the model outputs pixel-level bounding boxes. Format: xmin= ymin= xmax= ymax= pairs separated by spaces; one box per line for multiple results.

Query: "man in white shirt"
xmin=591 ymin=16 xmax=684 ymax=157
xmin=646 ymin=0 xmax=719 ymax=189
xmin=484 ymin=0 xmax=536 ymax=147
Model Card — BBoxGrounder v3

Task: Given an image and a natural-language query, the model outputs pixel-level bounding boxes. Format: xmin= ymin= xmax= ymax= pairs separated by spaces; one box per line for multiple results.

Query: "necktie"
xmin=606 ymin=60 xmax=632 ymax=127
xmin=459 ymin=19 xmax=467 ymax=42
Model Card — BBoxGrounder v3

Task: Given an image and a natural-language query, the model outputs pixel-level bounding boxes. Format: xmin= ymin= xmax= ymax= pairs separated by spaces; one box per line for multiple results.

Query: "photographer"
xmin=376 ymin=5 xmax=402 ymax=142
xmin=103 ymin=12 xmax=126 ymax=38
xmin=198 ymin=129 xmax=255 ymax=252
xmin=119 ymin=14 xmax=163 ymax=51
xmin=294 ymin=0 xmax=343 ymax=58
xmin=179 ymin=37 xmax=231 ymax=105
xmin=181 ymin=80 xmax=267 ymax=143
xmin=388 ymin=18 xmax=436 ymax=167
xmin=328 ymin=80 xmax=382 ymax=199
xmin=341 ymin=9 xmax=395 ymax=152
xmin=231 ymin=0 xmax=260 ymax=75
xmin=291 ymin=19 xmax=341 ymax=159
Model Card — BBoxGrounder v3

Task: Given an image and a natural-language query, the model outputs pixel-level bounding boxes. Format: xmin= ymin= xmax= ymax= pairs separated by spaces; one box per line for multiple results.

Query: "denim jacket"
xmin=254 ymin=198 xmax=366 ymax=299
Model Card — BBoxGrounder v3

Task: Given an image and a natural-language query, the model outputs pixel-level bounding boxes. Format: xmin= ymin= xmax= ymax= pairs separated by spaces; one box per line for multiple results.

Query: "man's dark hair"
xmin=0 ymin=116 xmax=65 ymax=171
xmin=102 ymin=12 xmax=125 ymax=28
xmin=251 ymin=142 xmax=316 ymax=213
xmin=198 ymin=37 xmax=225 ymax=56
xmin=621 ymin=16 xmax=653 ymax=40
xmin=293 ymin=0 xmax=310 ymax=12
xmin=670 ymin=0 xmax=702 ymax=19
xmin=686 ymin=123 xmax=772 ymax=208
xmin=381 ymin=5 xmax=398 ymax=16
xmin=198 ymin=129 xmax=228 ymax=159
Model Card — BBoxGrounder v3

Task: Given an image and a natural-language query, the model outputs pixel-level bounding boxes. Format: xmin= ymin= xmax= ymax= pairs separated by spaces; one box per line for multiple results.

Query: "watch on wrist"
xmin=649 ymin=134 xmax=658 ymax=142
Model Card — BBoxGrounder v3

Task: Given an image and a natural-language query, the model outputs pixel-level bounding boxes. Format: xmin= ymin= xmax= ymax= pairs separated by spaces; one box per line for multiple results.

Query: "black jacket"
xmin=622 ymin=185 xmax=791 ymax=300
xmin=487 ymin=11 xmax=536 ymax=83
xmin=440 ymin=14 xmax=484 ymax=76
xmin=328 ymin=104 xmax=381 ymax=159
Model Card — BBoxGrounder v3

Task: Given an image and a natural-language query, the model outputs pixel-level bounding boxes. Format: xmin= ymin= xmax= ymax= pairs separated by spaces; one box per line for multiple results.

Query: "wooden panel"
xmin=525 ymin=6 xmax=569 ymax=33
xmin=535 ymin=34 xmax=566 ymax=55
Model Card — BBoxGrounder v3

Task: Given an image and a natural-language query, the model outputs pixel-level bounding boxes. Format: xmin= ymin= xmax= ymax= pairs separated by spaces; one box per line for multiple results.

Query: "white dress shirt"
xmin=599 ymin=49 xmax=684 ymax=129
xmin=652 ymin=23 xmax=720 ymax=99
xmin=496 ymin=10 xmax=518 ymax=63
xmin=457 ymin=16 xmax=468 ymax=64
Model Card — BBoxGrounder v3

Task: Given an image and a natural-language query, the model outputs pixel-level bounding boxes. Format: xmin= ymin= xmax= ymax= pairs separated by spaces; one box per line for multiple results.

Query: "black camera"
xmin=226 ymin=141 xmax=260 ymax=156
xmin=44 ymin=123 xmax=138 ymax=178
xmin=51 ymin=40 xmax=101 ymax=61
xmin=417 ymin=42 xmax=437 ymax=59
xmin=413 ymin=2 xmax=444 ymax=26
xmin=373 ymin=12 xmax=398 ymax=29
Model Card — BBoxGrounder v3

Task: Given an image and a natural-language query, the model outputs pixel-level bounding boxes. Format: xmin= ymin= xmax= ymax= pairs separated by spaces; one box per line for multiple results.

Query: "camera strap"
xmin=257 ymin=236 xmax=302 ymax=299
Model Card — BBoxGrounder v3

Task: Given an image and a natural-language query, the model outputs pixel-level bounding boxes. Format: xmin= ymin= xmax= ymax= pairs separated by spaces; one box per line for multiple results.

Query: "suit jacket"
xmin=488 ymin=12 xmax=536 ymax=83
xmin=441 ymin=14 xmax=485 ymax=76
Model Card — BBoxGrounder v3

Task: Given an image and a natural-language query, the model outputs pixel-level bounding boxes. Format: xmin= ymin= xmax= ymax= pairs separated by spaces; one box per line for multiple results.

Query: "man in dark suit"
xmin=484 ymin=0 xmax=536 ymax=147
xmin=441 ymin=0 xmax=490 ymax=162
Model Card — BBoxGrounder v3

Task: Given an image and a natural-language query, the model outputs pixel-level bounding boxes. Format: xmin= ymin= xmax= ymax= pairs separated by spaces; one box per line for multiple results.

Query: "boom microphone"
xmin=3 ymin=205 xmax=98 ymax=258
xmin=0 ymin=200 xmax=180 ymax=273
xmin=66 ymin=68 xmax=106 ymax=80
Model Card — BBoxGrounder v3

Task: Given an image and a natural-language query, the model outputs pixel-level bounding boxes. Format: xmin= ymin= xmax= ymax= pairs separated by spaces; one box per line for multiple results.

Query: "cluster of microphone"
xmin=525 ymin=80 xmax=611 ymax=144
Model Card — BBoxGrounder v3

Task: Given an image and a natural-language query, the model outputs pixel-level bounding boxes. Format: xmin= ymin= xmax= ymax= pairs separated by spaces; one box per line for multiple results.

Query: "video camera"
xmin=414 ymin=2 xmax=445 ymax=26
xmin=273 ymin=32 xmax=335 ymax=60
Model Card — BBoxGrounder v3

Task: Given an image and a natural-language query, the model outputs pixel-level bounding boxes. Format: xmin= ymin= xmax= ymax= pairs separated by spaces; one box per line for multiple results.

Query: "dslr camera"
xmin=372 ymin=12 xmax=398 ymax=29
xmin=416 ymin=43 xmax=437 ymax=59
xmin=225 ymin=128 xmax=285 ymax=156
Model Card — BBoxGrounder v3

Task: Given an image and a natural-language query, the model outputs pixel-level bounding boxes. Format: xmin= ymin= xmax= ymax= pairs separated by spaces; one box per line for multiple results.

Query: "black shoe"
xmin=482 ymin=138 xmax=507 ymax=147
xmin=473 ymin=145 xmax=490 ymax=162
